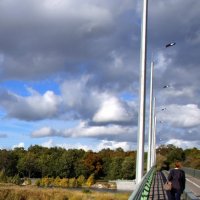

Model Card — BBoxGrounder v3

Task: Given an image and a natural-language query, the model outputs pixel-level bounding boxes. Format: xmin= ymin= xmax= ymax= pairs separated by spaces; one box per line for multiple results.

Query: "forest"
xmin=0 ymin=144 xmax=199 ymax=181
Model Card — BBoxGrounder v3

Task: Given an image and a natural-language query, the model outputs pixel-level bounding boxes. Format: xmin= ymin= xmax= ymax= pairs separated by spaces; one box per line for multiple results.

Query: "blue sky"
xmin=0 ymin=0 xmax=200 ymax=151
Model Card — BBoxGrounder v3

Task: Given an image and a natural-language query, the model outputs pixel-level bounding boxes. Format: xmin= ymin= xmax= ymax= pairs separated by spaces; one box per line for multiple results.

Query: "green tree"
xmin=38 ymin=154 xmax=51 ymax=177
xmin=17 ymin=152 xmax=38 ymax=178
xmin=108 ymin=157 xmax=124 ymax=180
xmin=183 ymin=148 xmax=200 ymax=169
xmin=0 ymin=170 xmax=7 ymax=182
xmin=121 ymin=157 xmax=135 ymax=179
xmin=167 ymin=147 xmax=185 ymax=165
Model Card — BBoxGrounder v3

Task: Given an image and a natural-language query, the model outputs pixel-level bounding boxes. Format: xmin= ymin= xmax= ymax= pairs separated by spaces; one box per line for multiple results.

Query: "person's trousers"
xmin=170 ymin=189 xmax=182 ymax=200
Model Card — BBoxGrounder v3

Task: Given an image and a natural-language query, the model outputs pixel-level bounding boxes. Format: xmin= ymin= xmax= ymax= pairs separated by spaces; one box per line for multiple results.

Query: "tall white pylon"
xmin=147 ymin=61 xmax=154 ymax=171
xmin=151 ymin=97 xmax=156 ymax=167
xmin=136 ymin=0 xmax=149 ymax=184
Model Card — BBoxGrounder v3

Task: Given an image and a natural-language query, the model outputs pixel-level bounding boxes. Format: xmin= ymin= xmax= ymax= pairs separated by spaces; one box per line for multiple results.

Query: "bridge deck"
xmin=149 ymin=171 xmax=200 ymax=200
xmin=149 ymin=171 xmax=168 ymax=200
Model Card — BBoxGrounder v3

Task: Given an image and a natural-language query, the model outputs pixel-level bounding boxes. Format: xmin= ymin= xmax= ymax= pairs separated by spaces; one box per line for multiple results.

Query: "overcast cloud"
xmin=0 ymin=0 xmax=200 ymax=150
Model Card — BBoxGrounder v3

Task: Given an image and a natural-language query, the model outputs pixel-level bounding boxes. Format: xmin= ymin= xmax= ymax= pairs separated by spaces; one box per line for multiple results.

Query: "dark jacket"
xmin=168 ymin=168 xmax=186 ymax=192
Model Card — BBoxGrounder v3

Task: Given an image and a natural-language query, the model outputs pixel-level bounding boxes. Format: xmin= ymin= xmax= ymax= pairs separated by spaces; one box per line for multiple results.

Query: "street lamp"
xmin=163 ymin=85 xmax=170 ymax=88
xmin=166 ymin=42 xmax=176 ymax=48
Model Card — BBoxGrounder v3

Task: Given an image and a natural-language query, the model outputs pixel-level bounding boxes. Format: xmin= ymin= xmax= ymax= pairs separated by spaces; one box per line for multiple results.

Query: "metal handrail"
xmin=128 ymin=166 xmax=155 ymax=200
xmin=182 ymin=188 xmax=199 ymax=200
xmin=183 ymin=167 xmax=200 ymax=179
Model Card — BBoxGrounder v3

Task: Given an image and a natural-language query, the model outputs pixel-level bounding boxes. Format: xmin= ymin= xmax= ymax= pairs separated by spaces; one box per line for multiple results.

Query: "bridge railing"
xmin=183 ymin=167 xmax=200 ymax=179
xmin=182 ymin=188 xmax=199 ymax=200
xmin=128 ymin=166 xmax=156 ymax=200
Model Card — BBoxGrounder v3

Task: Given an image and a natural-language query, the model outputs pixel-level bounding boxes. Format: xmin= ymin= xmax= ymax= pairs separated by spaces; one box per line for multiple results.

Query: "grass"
xmin=0 ymin=184 xmax=131 ymax=200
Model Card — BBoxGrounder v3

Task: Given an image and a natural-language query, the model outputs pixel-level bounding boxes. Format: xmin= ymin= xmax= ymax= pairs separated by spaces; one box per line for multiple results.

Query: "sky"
xmin=0 ymin=0 xmax=200 ymax=151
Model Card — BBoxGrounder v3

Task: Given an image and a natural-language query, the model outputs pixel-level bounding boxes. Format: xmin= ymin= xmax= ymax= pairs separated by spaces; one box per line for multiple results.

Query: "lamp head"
xmin=166 ymin=42 xmax=176 ymax=48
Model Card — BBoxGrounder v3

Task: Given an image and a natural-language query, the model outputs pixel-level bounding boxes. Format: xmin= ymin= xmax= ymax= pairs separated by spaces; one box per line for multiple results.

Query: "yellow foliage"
xmin=59 ymin=178 xmax=69 ymax=187
xmin=69 ymin=178 xmax=77 ymax=188
xmin=40 ymin=177 xmax=53 ymax=187
xmin=86 ymin=174 xmax=95 ymax=187
xmin=77 ymin=175 xmax=85 ymax=187
xmin=53 ymin=177 xmax=61 ymax=187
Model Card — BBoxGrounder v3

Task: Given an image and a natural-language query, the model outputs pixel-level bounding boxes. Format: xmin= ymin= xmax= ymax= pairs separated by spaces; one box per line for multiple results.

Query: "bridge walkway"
xmin=149 ymin=170 xmax=200 ymax=200
xmin=149 ymin=171 xmax=168 ymax=200
xmin=129 ymin=168 xmax=200 ymax=200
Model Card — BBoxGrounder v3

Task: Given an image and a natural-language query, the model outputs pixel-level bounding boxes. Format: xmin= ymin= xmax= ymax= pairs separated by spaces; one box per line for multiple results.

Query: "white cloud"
xmin=42 ymin=0 xmax=113 ymax=25
xmin=32 ymin=127 xmax=59 ymax=138
xmin=159 ymin=86 xmax=194 ymax=101
xmin=158 ymin=104 xmax=200 ymax=128
xmin=154 ymin=52 xmax=172 ymax=73
xmin=41 ymin=139 xmax=91 ymax=151
xmin=41 ymin=138 xmax=133 ymax=151
xmin=97 ymin=140 xmax=131 ymax=151
xmin=60 ymin=75 xmax=100 ymax=109
xmin=93 ymin=97 xmax=133 ymax=123
xmin=0 ymin=88 xmax=61 ymax=120
xmin=0 ymin=0 xmax=200 ymax=150
xmin=31 ymin=120 xmax=134 ymax=141
xmin=165 ymin=139 xmax=200 ymax=149
xmin=12 ymin=142 xmax=25 ymax=149
xmin=70 ymin=122 xmax=133 ymax=138
xmin=41 ymin=139 xmax=54 ymax=148
xmin=0 ymin=76 xmax=136 ymax=125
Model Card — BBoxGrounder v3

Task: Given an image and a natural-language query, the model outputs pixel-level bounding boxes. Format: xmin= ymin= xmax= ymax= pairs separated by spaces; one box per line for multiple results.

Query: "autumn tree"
xmin=83 ymin=152 xmax=103 ymax=178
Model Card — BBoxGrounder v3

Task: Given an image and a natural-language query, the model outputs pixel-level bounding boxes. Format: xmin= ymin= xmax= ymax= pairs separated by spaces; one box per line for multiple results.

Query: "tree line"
xmin=0 ymin=144 xmax=199 ymax=181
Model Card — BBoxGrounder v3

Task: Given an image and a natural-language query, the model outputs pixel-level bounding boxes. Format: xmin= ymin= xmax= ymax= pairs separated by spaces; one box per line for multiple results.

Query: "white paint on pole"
xmin=153 ymin=115 xmax=157 ymax=165
xmin=151 ymin=97 xmax=156 ymax=167
xmin=136 ymin=0 xmax=148 ymax=184
xmin=147 ymin=61 xmax=154 ymax=171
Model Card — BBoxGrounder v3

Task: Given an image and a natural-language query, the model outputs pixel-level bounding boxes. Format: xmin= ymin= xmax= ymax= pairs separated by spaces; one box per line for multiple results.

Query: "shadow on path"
xmin=149 ymin=171 xmax=170 ymax=200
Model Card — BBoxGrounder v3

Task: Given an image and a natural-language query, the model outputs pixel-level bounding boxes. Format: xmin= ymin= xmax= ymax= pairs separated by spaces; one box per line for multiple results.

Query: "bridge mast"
xmin=136 ymin=0 xmax=149 ymax=184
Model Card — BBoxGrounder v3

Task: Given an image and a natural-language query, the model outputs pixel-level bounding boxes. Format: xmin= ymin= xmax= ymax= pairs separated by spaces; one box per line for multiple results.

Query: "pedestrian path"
xmin=149 ymin=171 xmax=168 ymax=200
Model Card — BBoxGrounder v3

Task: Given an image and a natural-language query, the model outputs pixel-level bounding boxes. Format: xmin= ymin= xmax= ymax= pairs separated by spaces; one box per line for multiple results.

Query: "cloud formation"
xmin=0 ymin=0 xmax=200 ymax=149
xmin=158 ymin=104 xmax=200 ymax=128
xmin=0 ymin=88 xmax=61 ymax=120
xmin=31 ymin=121 xmax=136 ymax=142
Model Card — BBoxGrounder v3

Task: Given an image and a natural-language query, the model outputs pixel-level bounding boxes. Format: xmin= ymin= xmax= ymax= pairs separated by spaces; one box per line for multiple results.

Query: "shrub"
xmin=82 ymin=189 xmax=91 ymax=193
xmin=27 ymin=178 xmax=31 ymax=185
xmin=69 ymin=178 xmax=77 ymax=188
xmin=53 ymin=176 xmax=61 ymax=187
xmin=60 ymin=178 xmax=69 ymax=187
xmin=86 ymin=174 xmax=95 ymax=187
xmin=77 ymin=175 xmax=85 ymax=187
xmin=35 ymin=179 xmax=41 ymax=186
xmin=0 ymin=170 xmax=7 ymax=183
xmin=40 ymin=177 xmax=53 ymax=187
xmin=11 ymin=174 xmax=22 ymax=185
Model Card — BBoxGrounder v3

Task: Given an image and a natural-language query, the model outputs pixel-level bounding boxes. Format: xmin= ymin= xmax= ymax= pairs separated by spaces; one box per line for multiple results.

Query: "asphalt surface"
xmin=185 ymin=174 xmax=200 ymax=199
